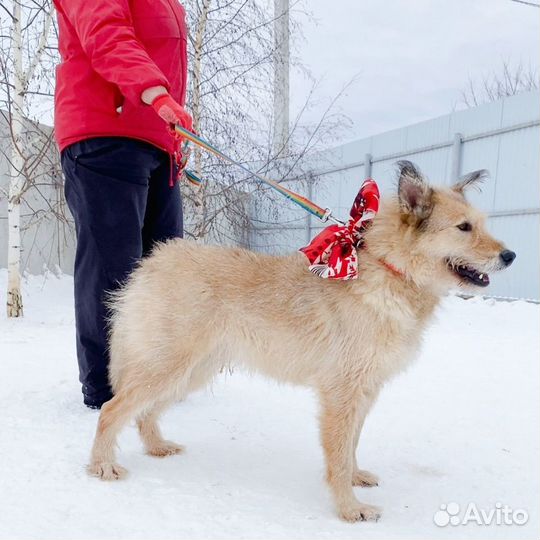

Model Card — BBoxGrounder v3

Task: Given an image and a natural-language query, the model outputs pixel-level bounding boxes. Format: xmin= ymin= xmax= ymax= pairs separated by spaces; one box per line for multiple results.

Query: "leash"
xmin=175 ymin=124 xmax=345 ymax=226
xmin=175 ymin=124 xmax=386 ymax=282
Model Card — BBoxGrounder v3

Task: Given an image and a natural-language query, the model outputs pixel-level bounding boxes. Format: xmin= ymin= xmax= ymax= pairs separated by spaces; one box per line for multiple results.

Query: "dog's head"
xmin=378 ymin=160 xmax=515 ymax=292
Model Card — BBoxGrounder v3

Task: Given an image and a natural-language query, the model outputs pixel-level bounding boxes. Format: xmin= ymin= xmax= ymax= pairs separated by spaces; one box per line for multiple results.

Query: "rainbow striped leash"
xmin=176 ymin=124 xmax=345 ymax=226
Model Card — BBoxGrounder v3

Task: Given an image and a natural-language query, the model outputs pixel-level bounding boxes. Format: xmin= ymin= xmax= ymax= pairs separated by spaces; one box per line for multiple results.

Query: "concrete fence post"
xmin=364 ymin=153 xmax=372 ymax=179
xmin=450 ymin=132 xmax=463 ymax=182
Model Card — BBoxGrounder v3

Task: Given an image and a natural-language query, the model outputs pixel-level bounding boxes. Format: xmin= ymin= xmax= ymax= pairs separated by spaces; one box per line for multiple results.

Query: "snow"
xmin=0 ymin=269 xmax=539 ymax=540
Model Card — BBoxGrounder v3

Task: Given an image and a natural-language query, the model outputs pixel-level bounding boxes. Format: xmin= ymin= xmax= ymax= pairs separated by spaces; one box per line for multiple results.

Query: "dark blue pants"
xmin=62 ymin=137 xmax=183 ymax=407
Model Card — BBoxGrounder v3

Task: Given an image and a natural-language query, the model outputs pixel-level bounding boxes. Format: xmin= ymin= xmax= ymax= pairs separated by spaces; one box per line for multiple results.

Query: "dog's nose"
xmin=500 ymin=249 xmax=516 ymax=266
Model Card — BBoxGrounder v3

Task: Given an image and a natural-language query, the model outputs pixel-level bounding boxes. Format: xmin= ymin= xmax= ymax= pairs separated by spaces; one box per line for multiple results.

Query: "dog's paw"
xmin=147 ymin=441 xmax=185 ymax=458
xmin=339 ymin=503 xmax=381 ymax=523
xmin=352 ymin=469 xmax=379 ymax=487
xmin=87 ymin=461 xmax=127 ymax=481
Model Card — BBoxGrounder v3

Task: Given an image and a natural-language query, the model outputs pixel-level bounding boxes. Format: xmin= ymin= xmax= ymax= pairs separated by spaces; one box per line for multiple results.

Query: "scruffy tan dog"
xmin=88 ymin=161 xmax=515 ymax=522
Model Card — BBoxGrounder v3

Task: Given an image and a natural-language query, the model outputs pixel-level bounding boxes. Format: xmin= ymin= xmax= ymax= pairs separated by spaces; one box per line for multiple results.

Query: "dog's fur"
xmin=88 ymin=161 xmax=514 ymax=522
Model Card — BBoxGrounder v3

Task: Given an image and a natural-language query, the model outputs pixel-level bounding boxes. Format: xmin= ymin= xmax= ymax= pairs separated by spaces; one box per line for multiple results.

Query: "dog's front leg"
xmin=352 ymin=391 xmax=379 ymax=487
xmin=319 ymin=386 xmax=381 ymax=522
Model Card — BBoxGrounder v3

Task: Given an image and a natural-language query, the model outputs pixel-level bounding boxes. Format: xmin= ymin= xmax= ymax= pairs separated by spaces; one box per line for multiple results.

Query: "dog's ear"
xmin=397 ymin=160 xmax=433 ymax=223
xmin=452 ymin=169 xmax=488 ymax=194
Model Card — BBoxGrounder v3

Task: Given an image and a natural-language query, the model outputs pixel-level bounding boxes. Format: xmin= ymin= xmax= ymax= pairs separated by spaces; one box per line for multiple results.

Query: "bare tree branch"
xmin=460 ymin=60 xmax=539 ymax=108
xmin=510 ymin=0 xmax=540 ymax=7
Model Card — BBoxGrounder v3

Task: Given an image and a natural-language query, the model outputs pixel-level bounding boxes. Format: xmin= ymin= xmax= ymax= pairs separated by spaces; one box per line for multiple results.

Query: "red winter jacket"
xmin=53 ymin=0 xmax=188 ymax=156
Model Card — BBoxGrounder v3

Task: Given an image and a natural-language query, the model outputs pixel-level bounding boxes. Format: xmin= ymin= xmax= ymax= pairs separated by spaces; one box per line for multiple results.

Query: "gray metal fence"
xmin=250 ymin=91 xmax=540 ymax=301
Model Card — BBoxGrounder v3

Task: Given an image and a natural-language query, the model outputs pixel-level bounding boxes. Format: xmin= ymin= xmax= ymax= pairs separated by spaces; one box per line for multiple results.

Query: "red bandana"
xmin=299 ymin=179 xmax=380 ymax=280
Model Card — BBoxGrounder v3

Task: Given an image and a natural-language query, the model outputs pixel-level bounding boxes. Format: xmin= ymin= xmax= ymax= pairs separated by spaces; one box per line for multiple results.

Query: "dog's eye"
xmin=457 ymin=222 xmax=472 ymax=232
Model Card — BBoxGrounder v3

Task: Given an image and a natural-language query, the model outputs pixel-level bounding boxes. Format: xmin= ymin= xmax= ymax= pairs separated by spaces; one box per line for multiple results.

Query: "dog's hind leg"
xmin=137 ymin=401 xmax=184 ymax=457
xmin=136 ymin=351 xmax=219 ymax=458
xmin=319 ymin=385 xmax=381 ymax=522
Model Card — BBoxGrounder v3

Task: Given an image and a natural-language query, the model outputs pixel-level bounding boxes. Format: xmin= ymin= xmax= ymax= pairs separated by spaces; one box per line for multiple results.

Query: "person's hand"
xmin=150 ymin=93 xmax=193 ymax=134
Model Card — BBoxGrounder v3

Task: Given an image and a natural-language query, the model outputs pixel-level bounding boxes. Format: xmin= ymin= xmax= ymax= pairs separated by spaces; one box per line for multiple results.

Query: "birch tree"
xmin=0 ymin=0 xmax=58 ymax=317
xmin=183 ymin=0 xmax=349 ymax=243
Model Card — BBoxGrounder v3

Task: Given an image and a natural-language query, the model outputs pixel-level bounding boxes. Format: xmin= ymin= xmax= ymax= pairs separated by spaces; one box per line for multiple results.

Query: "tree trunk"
xmin=7 ymin=1 xmax=24 ymax=317
xmin=191 ymin=0 xmax=211 ymax=240
xmin=273 ymin=0 xmax=290 ymax=158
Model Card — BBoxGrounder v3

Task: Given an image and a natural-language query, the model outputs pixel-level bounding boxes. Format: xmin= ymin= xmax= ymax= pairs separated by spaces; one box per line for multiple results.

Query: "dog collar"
xmin=376 ymin=258 xmax=407 ymax=279
xmin=359 ymin=241 xmax=407 ymax=280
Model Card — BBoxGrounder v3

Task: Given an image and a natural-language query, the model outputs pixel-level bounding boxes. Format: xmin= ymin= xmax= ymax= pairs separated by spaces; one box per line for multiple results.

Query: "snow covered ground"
xmin=0 ymin=269 xmax=539 ymax=540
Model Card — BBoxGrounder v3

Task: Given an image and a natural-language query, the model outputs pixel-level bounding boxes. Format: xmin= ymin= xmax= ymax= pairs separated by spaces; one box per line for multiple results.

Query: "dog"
xmin=88 ymin=160 xmax=515 ymax=522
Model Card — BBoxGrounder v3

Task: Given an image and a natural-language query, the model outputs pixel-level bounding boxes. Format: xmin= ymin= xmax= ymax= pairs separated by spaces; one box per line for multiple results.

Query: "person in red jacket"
xmin=54 ymin=0 xmax=192 ymax=409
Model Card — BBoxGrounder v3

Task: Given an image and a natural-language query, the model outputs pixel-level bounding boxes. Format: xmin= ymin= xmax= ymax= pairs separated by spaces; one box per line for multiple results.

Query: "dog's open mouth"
xmin=446 ymin=259 xmax=490 ymax=287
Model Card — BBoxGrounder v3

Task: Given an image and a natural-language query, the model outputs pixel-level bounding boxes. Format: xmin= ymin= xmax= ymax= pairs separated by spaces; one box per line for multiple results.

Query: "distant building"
xmin=0 ymin=112 xmax=74 ymax=275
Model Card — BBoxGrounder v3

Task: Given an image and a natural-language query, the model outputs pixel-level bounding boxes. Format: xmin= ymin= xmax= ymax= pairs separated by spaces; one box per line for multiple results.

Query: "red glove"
xmin=151 ymin=94 xmax=193 ymax=134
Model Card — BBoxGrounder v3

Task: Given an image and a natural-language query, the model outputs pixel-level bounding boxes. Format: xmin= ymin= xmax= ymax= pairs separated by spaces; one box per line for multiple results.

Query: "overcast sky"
xmin=290 ymin=0 xmax=539 ymax=143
